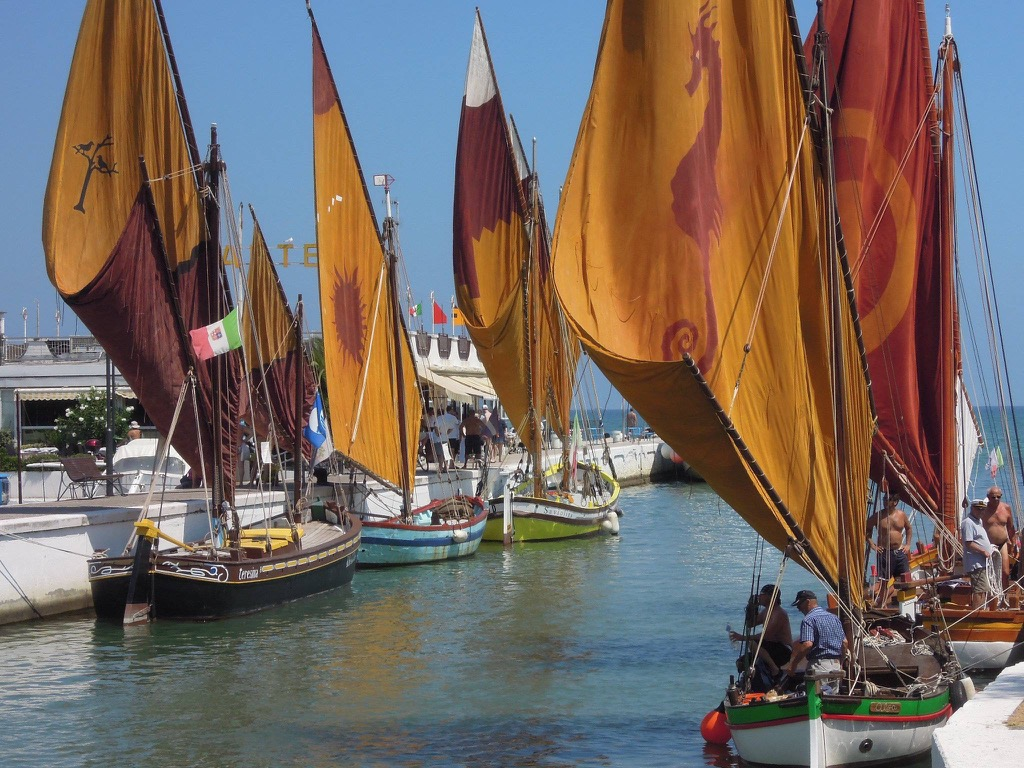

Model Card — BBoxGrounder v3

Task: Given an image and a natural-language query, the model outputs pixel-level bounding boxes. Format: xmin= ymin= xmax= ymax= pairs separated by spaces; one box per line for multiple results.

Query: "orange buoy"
xmin=700 ymin=708 xmax=731 ymax=745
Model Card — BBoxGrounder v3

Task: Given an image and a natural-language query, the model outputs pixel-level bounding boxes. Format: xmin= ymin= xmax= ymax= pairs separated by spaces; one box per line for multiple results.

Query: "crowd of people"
xmin=419 ymin=402 xmax=507 ymax=472
xmin=865 ymin=485 xmax=1019 ymax=609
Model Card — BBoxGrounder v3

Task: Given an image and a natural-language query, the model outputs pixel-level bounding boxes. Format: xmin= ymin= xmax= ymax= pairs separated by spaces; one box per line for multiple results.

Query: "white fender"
xmin=601 ymin=511 xmax=620 ymax=535
xmin=451 ymin=528 xmax=469 ymax=543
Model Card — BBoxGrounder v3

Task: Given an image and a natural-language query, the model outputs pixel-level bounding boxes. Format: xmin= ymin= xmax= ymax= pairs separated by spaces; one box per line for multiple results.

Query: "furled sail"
xmin=310 ymin=14 xmax=420 ymax=492
xmin=807 ymin=0 xmax=979 ymax=520
xmin=42 ymin=0 xmax=225 ymax=486
xmin=241 ymin=210 xmax=318 ymax=460
xmin=453 ymin=11 xmax=570 ymax=454
xmin=551 ymin=0 xmax=873 ymax=592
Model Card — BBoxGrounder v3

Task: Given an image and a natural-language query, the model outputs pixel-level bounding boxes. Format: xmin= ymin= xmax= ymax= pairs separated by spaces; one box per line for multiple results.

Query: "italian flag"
xmin=190 ymin=308 xmax=242 ymax=361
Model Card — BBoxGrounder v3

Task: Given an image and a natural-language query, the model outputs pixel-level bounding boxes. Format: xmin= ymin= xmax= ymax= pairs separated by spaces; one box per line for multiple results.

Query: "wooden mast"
xmin=382 ymin=180 xmax=415 ymax=519
xmin=937 ymin=15 xmax=959 ymax=554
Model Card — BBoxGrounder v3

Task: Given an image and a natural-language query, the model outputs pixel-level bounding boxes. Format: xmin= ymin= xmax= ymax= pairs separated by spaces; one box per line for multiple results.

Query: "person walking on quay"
xmin=785 ymin=590 xmax=848 ymax=694
xmin=487 ymin=406 xmax=505 ymax=461
xmin=460 ymin=408 xmax=487 ymax=469
xmin=439 ymin=405 xmax=460 ymax=469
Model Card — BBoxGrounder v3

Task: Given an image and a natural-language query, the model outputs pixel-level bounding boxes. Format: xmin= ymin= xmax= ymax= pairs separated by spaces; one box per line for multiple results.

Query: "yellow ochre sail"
xmin=311 ymin=18 xmax=420 ymax=493
xmin=551 ymin=0 xmax=873 ymax=594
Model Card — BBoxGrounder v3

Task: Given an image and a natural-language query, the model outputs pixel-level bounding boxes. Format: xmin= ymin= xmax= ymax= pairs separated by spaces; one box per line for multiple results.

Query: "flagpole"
xmin=430 ymin=291 xmax=435 ymax=334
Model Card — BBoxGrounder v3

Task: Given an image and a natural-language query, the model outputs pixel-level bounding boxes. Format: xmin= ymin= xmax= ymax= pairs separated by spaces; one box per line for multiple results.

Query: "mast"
xmin=811 ymin=0 xmax=859 ymax=640
xmin=205 ymin=124 xmax=229 ymax=525
xmin=380 ymin=177 xmax=415 ymax=519
xmin=937 ymin=8 xmax=959 ymax=553
xmin=524 ymin=142 xmax=543 ymax=497
xmin=293 ymin=295 xmax=306 ymax=517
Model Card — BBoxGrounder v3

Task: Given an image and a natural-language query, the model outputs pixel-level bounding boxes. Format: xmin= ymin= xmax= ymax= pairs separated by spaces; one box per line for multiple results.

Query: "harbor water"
xmin=0 ymin=481 xmax=931 ymax=767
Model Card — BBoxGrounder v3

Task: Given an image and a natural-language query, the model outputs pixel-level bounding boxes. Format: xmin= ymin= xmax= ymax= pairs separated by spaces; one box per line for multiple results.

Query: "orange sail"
xmin=241 ymin=211 xmax=318 ymax=459
xmin=310 ymin=14 xmax=420 ymax=493
xmin=42 ymin=0 xmax=229 ymax=487
xmin=453 ymin=11 xmax=574 ymax=455
xmin=551 ymin=0 xmax=873 ymax=593
xmin=806 ymin=0 xmax=977 ymax=519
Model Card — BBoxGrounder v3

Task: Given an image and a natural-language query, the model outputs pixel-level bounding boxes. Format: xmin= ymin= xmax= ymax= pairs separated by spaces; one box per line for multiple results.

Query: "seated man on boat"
xmin=730 ymin=583 xmax=793 ymax=692
xmin=785 ymin=590 xmax=848 ymax=695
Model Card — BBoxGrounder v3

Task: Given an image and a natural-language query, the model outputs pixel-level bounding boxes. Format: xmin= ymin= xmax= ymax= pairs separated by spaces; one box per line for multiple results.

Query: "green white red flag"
xmin=190 ymin=308 xmax=242 ymax=361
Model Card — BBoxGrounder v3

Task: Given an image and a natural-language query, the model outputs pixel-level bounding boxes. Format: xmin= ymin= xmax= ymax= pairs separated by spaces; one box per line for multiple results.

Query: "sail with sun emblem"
xmin=311 ymin=19 xmax=420 ymax=492
xmin=309 ymin=4 xmax=486 ymax=565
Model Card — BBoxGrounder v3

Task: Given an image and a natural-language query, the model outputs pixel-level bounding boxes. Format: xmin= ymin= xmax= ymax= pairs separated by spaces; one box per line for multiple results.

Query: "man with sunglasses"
xmin=983 ymin=486 xmax=1017 ymax=589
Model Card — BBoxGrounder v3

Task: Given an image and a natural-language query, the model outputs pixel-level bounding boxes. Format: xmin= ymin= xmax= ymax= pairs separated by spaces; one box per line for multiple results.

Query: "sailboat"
xmin=308 ymin=4 xmax=486 ymax=566
xmin=549 ymin=1 xmax=957 ymax=764
xmin=453 ymin=10 xmax=621 ymax=544
xmin=44 ymin=0 xmax=360 ymax=623
xmin=816 ymin=0 xmax=1023 ymax=672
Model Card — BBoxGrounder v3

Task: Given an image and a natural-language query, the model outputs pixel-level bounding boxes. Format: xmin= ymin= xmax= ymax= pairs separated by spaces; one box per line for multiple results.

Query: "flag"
xmin=189 ymin=308 xmax=242 ymax=361
xmin=304 ymin=392 xmax=333 ymax=465
xmin=409 ymin=303 xmax=422 ymax=317
xmin=570 ymin=414 xmax=582 ymax=482
xmin=988 ymin=447 xmax=1004 ymax=479
xmin=452 ymin=306 xmax=465 ymax=326
xmin=433 ymin=300 xmax=448 ymax=324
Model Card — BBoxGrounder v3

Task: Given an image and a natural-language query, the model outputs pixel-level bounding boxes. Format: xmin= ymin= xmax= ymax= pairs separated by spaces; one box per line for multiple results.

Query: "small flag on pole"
xmin=433 ymin=300 xmax=448 ymax=325
xmin=452 ymin=306 xmax=465 ymax=326
xmin=304 ymin=392 xmax=333 ymax=465
xmin=189 ymin=308 xmax=242 ymax=361
xmin=409 ymin=303 xmax=422 ymax=318
xmin=988 ymin=447 xmax=1004 ymax=479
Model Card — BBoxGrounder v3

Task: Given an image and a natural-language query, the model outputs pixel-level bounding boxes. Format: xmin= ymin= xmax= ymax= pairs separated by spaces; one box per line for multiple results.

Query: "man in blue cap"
xmin=784 ymin=590 xmax=848 ymax=694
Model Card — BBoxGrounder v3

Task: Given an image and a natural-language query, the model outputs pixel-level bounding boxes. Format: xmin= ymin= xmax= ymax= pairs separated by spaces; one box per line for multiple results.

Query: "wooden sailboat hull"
xmin=922 ymin=605 xmax=1024 ymax=671
xmin=483 ymin=462 xmax=621 ymax=542
xmin=483 ymin=496 xmax=620 ymax=542
xmin=357 ymin=499 xmax=487 ymax=566
xmin=89 ymin=519 xmax=360 ymax=622
xmin=726 ymin=687 xmax=950 ymax=767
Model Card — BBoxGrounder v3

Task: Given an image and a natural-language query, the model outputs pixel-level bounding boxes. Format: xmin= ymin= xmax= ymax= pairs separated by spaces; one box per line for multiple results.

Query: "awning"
xmin=414 ymin=360 xmax=496 ymax=399
xmin=15 ymin=386 xmax=136 ymax=401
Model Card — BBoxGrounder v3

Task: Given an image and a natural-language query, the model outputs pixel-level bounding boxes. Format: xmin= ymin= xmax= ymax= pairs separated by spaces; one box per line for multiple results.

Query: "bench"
xmin=57 ymin=456 xmax=126 ymax=500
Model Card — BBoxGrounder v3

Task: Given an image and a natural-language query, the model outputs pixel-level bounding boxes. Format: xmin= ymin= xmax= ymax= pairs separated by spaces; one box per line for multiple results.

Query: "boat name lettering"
xmin=238 ymin=568 xmax=259 ymax=581
xmin=868 ymin=702 xmax=901 ymax=714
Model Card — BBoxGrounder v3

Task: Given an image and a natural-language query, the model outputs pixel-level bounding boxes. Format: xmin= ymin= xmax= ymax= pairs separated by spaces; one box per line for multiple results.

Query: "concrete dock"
xmin=933 ymin=661 xmax=1024 ymax=766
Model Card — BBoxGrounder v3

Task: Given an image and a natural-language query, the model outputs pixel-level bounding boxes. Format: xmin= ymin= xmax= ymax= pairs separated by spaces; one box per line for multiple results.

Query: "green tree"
xmin=52 ymin=388 xmax=135 ymax=454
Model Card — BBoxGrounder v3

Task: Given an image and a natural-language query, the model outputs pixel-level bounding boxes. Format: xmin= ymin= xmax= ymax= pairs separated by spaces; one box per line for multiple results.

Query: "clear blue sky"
xmin=2 ymin=1 xmax=1022 ymax=402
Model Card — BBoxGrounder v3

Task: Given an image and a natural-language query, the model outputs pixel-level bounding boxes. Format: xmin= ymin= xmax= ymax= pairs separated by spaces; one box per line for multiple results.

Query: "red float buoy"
xmin=700 ymin=708 xmax=731 ymax=745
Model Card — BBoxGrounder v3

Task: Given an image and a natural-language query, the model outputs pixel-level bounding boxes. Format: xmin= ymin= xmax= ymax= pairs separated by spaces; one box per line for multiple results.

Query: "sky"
xmin=2 ymin=0 xmax=1023 ymax=402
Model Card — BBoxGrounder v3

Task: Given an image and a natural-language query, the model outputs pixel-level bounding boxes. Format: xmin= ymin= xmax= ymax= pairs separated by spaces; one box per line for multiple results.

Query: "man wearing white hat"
xmin=127 ymin=421 xmax=142 ymax=442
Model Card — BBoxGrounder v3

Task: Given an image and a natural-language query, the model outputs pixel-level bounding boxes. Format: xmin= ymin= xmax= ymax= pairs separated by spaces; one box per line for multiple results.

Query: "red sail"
xmin=807 ymin=0 xmax=945 ymax=513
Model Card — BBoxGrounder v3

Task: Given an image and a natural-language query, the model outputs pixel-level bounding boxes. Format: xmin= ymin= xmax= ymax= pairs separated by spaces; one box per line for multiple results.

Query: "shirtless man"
xmin=983 ymin=486 xmax=1017 ymax=589
xmin=729 ymin=584 xmax=793 ymax=679
xmin=866 ymin=494 xmax=912 ymax=604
